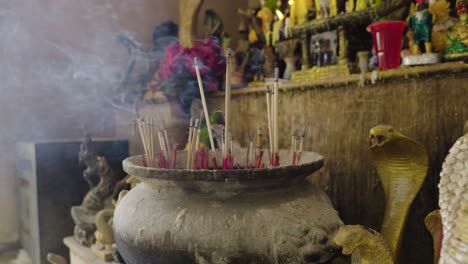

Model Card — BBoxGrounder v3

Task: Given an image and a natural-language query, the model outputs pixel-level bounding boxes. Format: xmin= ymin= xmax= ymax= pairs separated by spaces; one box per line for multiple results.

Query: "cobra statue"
xmin=368 ymin=125 xmax=429 ymax=260
xmin=438 ymin=123 xmax=468 ymax=264
xmin=333 ymin=225 xmax=393 ymax=264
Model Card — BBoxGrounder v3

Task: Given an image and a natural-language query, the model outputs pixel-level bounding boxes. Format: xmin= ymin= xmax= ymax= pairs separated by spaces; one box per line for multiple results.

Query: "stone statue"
xmin=71 ymin=135 xmax=119 ymax=246
xmin=333 ymin=225 xmax=394 ymax=264
xmin=368 ymin=125 xmax=429 ymax=260
xmin=438 ymin=124 xmax=468 ymax=264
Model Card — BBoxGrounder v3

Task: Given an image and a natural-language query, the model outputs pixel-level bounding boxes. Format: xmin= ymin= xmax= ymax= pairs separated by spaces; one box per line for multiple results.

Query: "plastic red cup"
xmin=367 ymin=21 xmax=405 ymax=71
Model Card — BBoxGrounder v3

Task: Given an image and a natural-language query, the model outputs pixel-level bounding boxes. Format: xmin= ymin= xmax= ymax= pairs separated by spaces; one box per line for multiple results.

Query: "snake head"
xmin=332 ymin=225 xmax=366 ymax=255
xmin=369 ymin=125 xmax=396 ymax=150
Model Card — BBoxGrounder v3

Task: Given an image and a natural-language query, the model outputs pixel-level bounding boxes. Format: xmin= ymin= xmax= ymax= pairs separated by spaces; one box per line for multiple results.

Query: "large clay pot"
xmin=114 ymin=150 xmax=343 ymax=264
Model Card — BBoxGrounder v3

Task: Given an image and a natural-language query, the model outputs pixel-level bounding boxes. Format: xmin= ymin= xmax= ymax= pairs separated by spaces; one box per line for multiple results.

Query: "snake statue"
xmin=438 ymin=125 xmax=468 ymax=264
xmin=333 ymin=225 xmax=394 ymax=264
xmin=368 ymin=125 xmax=429 ymax=259
xmin=424 ymin=210 xmax=442 ymax=264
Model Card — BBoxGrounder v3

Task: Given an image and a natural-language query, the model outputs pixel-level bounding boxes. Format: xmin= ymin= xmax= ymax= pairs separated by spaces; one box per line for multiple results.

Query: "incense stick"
xmin=224 ymin=50 xmax=232 ymax=159
xmin=194 ymin=57 xmax=218 ymax=169
xmin=187 ymin=118 xmax=194 ymax=169
xmin=272 ymin=68 xmax=280 ymax=166
xmin=265 ymin=85 xmax=273 ymax=164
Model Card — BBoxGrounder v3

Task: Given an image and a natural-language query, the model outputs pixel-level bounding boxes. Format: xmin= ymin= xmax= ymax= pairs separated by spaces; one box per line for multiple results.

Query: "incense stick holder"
xmin=114 ymin=150 xmax=343 ymax=264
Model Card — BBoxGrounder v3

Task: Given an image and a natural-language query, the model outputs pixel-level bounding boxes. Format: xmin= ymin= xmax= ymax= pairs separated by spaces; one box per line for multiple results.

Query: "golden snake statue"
xmin=438 ymin=125 xmax=468 ymax=264
xmin=333 ymin=225 xmax=394 ymax=264
xmin=424 ymin=210 xmax=442 ymax=264
xmin=368 ymin=125 xmax=429 ymax=259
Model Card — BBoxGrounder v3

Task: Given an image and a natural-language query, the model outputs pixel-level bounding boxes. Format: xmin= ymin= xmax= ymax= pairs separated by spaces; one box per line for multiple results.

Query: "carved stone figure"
xmin=71 ymin=135 xmax=119 ymax=246
xmin=368 ymin=125 xmax=429 ymax=260
xmin=438 ymin=126 xmax=468 ymax=264
xmin=333 ymin=225 xmax=394 ymax=264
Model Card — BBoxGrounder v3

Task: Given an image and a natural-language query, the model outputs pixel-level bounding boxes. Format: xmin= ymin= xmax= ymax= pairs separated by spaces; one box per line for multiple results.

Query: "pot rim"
xmin=122 ymin=150 xmax=324 ymax=183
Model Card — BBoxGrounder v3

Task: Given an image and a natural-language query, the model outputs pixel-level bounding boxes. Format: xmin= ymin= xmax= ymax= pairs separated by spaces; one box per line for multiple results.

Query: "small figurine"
xmin=91 ymin=209 xmax=115 ymax=261
xmin=445 ymin=0 xmax=468 ymax=60
xmin=409 ymin=0 xmax=434 ymax=54
xmin=403 ymin=0 xmax=441 ymax=65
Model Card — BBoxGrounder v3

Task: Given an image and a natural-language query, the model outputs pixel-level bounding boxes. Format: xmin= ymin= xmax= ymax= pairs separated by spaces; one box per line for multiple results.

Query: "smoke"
xmin=0 ymin=0 xmax=171 ymax=243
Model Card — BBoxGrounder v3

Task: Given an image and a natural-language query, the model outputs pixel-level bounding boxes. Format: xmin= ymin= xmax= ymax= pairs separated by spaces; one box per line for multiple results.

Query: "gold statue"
xmin=333 ymin=225 xmax=394 ymax=264
xmin=369 ymin=125 xmax=429 ymax=260
xmin=178 ymin=0 xmax=204 ymax=48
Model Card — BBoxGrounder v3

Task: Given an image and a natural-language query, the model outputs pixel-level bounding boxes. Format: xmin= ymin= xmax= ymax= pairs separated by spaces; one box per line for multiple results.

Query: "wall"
xmin=207 ymin=72 xmax=468 ymax=264
xmin=0 ymin=0 xmax=247 ymax=244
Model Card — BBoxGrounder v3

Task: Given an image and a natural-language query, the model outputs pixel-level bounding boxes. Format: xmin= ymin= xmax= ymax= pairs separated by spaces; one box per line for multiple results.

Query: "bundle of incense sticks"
xmin=186 ymin=118 xmax=200 ymax=169
xmin=265 ymin=68 xmax=280 ymax=167
xmin=245 ymin=128 xmax=265 ymax=169
xmin=135 ymin=111 xmax=172 ymax=168
xmin=291 ymin=127 xmax=305 ymax=165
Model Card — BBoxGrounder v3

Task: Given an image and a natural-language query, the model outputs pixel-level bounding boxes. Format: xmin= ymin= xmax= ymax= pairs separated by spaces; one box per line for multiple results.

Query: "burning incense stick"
xmin=194 ymin=57 xmax=218 ymax=169
xmin=265 ymin=85 xmax=273 ymax=163
xmin=186 ymin=118 xmax=194 ymax=169
xmin=272 ymin=68 xmax=280 ymax=166
xmin=224 ymin=50 xmax=232 ymax=159
xmin=297 ymin=129 xmax=305 ymax=164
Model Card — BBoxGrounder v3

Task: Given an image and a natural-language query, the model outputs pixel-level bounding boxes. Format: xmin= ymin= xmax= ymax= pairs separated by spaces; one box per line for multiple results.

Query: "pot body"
xmin=114 ymin=179 xmax=342 ymax=264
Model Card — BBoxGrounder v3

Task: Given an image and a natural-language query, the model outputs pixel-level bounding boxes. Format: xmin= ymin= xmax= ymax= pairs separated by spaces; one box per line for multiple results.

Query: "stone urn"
xmin=114 ymin=150 xmax=343 ymax=264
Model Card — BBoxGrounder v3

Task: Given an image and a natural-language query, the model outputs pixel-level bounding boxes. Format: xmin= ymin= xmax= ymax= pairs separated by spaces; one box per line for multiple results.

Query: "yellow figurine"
xmin=369 ymin=125 xmax=429 ymax=260
xmin=333 ymin=225 xmax=394 ymax=264
xmin=91 ymin=209 xmax=115 ymax=261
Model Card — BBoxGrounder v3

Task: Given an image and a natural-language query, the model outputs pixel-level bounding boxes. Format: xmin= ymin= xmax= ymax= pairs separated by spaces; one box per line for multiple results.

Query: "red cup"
xmin=367 ymin=21 xmax=405 ymax=71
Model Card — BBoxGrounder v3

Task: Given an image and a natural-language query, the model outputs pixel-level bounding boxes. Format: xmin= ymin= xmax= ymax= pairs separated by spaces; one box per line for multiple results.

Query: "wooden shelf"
xmin=210 ymin=61 xmax=468 ymax=97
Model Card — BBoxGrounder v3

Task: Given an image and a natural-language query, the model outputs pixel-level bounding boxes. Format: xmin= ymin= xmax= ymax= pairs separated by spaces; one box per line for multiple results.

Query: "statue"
xmin=424 ymin=210 xmax=442 ymax=264
xmin=71 ymin=135 xmax=120 ymax=246
xmin=409 ymin=0 xmax=434 ymax=54
xmin=91 ymin=209 xmax=115 ymax=261
xmin=445 ymin=0 xmax=468 ymax=59
xmin=437 ymin=123 xmax=468 ymax=264
xmin=178 ymin=0 xmax=203 ymax=48
xmin=403 ymin=0 xmax=442 ymax=65
xmin=333 ymin=225 xmax=394 ymax=264
xmin=368 ymin=125 xmax=429 ymax=260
